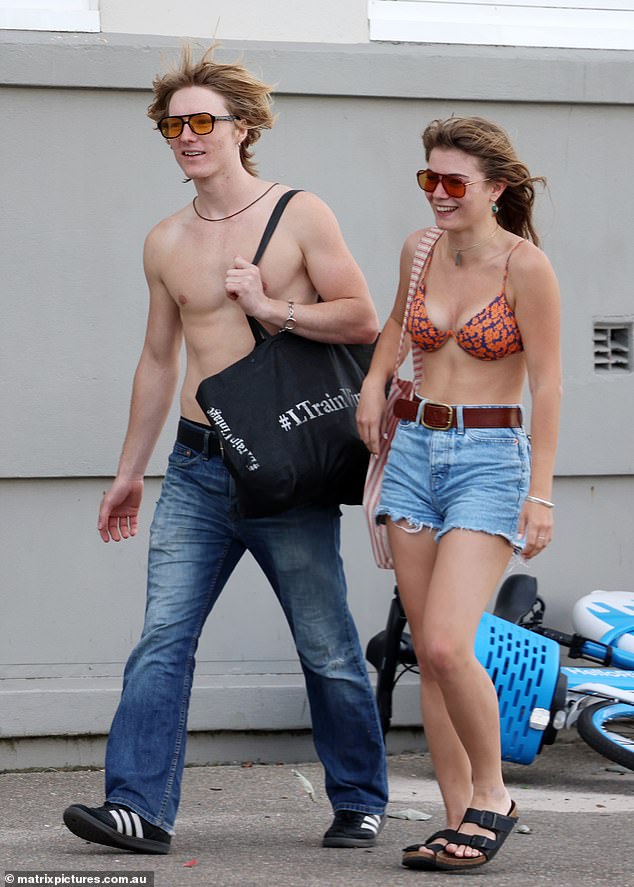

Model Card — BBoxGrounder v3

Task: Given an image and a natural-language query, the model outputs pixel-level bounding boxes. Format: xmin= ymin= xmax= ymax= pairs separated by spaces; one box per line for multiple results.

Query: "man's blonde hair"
xmin=148 ymin=44 xmax=275 ymax=176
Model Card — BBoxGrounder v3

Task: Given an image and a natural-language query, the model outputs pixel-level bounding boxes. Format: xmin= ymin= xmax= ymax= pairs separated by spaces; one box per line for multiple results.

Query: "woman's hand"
xmin=516 ymin=500 xmax=554 ymax=559
xmin=356 ymin=379 xmax=388 ymax=455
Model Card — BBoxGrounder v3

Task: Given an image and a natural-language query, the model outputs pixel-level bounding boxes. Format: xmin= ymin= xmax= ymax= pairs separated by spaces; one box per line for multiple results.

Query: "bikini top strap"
xmin=502 ymin=238 xmax=525 ymax=289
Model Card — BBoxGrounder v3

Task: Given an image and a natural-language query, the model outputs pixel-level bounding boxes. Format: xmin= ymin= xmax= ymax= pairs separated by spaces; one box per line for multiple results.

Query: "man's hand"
xmin=98 ymin=478 xmax=144 ymax=543
xmin=225 ymin=255 xmax=268 ymax=315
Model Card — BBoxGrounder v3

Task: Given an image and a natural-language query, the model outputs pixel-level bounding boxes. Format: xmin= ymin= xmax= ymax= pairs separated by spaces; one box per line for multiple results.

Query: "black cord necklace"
xmin=192 ymin=182 xmax=279 ymax=222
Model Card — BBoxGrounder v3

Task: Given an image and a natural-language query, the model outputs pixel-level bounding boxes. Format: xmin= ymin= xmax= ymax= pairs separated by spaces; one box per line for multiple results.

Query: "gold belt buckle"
xmin=421 ymin=401 xmax=454 ymax=430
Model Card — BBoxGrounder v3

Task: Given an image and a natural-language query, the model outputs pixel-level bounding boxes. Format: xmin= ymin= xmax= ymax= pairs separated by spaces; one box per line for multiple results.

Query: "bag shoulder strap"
xmin=392 ymin=227 xmax=443 ymax=383
xmin=251 ymin=189 xmax=303 ymax=265
xmin=247 ymin=189 xmax=302 ymax=343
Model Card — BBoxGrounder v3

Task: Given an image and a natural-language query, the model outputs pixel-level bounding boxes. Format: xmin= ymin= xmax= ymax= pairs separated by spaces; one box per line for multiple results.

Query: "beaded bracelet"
xmin=525 ymin=495 xmax=554 ymax=509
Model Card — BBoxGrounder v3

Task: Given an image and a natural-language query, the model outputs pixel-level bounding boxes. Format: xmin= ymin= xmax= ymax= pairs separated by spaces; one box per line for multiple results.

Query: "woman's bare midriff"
xmin=416 ymin=344 xmax=526 ymax=406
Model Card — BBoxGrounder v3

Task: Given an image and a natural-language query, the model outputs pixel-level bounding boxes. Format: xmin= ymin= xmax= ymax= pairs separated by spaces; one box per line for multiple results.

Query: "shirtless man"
xmin=62 ymin=46 xmax=387 ymax=855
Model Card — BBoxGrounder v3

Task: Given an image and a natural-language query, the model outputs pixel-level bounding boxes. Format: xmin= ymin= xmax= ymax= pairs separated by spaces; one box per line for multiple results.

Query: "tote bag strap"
xmin=392 ymin=227 xmax=443 ymax=390
xmin=362 ymin=226 xmax=443 ymax=570
xmin=251 ymin=189 xmax=303 ymax=265
xmin=247 ymin=189 xmax=303 ymax=343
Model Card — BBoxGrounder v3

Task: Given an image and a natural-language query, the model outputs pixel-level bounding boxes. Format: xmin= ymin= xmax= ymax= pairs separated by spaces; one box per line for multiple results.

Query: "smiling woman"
xmin=356 ymin=113 xmax=561 ymax=873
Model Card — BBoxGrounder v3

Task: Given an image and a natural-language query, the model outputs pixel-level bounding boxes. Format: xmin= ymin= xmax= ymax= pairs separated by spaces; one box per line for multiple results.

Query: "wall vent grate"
xmin=593 ymin=322 xmax=632 ymax=372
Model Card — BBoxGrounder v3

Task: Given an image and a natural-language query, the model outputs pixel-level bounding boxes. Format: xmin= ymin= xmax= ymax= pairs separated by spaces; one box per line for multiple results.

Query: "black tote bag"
xmin=195 ymin=190 xmax=371 ymax=517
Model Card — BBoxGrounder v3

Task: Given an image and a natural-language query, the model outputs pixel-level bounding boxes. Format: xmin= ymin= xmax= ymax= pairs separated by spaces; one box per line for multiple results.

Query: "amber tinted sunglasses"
xmin=157 ymin=113 xmax=238 ymax=139
xmin=416 ymin=169 xmax=489 ymax=199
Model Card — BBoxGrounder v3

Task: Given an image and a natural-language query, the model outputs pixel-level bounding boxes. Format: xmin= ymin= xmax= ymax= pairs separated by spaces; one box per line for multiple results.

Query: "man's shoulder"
xmin=273 ymin=189 xmax=342 ymax=242
xmin=146 ymin=204 xmax=192 ymax=247
xmin=273 ymin=187 xmax=324 ymax=211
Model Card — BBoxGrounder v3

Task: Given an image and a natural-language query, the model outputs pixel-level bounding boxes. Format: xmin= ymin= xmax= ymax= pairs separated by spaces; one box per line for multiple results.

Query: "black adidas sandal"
xmin=402 ymin=828 xmax=458 ymax=870
xmin=434 ymin=802 xmax=518 ymax=871
xmin=63 ymin=802 xmax=171 ymax=854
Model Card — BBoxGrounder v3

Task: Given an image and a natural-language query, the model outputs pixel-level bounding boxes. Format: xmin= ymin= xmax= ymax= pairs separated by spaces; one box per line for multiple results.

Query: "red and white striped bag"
xmin=362 ymin=227 xmax=442 ymax=569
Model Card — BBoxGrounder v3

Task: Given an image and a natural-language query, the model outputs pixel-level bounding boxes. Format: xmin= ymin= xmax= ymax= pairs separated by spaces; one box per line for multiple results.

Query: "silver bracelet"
xmin=525 ymin=495 xmax=554 ymax=509
xmin=280 ymin=300 xmax=296 ymax=332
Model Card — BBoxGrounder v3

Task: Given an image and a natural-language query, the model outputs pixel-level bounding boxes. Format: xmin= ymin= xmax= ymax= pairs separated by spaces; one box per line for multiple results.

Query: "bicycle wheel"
xmin=577 ymin=701 xmax=634 ymax=770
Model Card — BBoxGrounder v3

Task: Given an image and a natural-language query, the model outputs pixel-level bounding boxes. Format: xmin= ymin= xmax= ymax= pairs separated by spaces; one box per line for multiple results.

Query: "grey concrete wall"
xmin=2 ymin=32 xmax=634 ymax=768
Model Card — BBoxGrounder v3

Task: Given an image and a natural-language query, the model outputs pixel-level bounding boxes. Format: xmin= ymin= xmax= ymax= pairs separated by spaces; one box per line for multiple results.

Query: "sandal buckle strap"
xmin=402 ymin=827 xmax=461 ymax=854
xmin=463 ymin=833 xmax=496 ymax=853
xmin=463 ymin=806 xmax=515 ymax=833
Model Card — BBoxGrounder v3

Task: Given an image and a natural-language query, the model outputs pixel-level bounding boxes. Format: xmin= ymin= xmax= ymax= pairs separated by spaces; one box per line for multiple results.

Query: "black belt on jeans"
xmin=394 ymin=399 xmax=522 ymax=430
xmin=177 ymin=419 xmax=222 ymax=456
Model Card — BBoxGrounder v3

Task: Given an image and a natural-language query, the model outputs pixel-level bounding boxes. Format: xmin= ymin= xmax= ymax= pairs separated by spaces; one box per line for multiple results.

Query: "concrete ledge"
xmin=1 ymin=673 xmax=421 ymax=739
xmin=0 ymin=727 xmax=426 ymax=772
xmin=2 ymin=675 xmax=315 ymax=737
xmin=0 ymin=31 xmax=632 ymax=104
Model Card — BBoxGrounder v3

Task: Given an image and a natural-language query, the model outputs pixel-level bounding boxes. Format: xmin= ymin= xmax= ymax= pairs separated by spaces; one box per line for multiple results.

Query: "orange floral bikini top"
xmin=408 ymin=239 xmax=525 ymax=361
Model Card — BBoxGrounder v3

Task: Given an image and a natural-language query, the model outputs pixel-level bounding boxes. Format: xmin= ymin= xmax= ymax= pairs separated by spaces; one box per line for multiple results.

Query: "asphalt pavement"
xmin=2 ymin=737 xmax=633 ymax=887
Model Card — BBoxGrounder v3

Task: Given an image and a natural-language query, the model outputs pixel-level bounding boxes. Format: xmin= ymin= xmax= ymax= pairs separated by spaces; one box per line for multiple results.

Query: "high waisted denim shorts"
xmin=376 ymin=401 xmax=531 ymax=550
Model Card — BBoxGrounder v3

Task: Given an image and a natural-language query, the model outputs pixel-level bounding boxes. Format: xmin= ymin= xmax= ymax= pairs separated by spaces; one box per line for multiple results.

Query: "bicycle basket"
xmin=476 ymin=612 xmax=562 ymax=764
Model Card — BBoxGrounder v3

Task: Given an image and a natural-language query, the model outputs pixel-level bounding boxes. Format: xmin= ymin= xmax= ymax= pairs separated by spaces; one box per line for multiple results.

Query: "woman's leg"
xmin=421 ymin=528 xmax=514 ymax=859
xmin=390 ymin=522 xmax=514 ymax=860
xmin=387 ymin=521 xmax=472 ymax=853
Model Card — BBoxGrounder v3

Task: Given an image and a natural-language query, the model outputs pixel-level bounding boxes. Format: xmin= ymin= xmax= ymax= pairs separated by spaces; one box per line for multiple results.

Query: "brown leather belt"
xmin=394 ymin=399 xmax=522 ymax=430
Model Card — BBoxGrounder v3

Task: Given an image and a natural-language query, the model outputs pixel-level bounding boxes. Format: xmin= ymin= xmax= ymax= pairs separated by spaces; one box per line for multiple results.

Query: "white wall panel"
xmin=99 ymin=0 xmax=368 ymax=44
xmin=0 ymin=0 xmax=99 ymax=31
xmin=369 ymin=0 xmax=634 ymax=50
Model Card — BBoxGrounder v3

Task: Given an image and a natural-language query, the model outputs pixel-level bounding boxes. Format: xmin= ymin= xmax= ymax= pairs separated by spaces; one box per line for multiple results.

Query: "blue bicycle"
xmin=366 ymin=574 xmax=634 ymax=770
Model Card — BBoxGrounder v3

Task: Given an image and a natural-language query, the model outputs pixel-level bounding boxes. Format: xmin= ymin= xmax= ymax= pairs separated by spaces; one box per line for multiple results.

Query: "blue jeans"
xmin=105 ymin=421 xmax=387 ymax=832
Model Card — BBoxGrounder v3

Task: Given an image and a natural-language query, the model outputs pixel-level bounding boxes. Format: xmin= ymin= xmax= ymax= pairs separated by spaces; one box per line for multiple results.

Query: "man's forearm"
xmin=256 ymin=296 xmax=379 ymax=345
xmin=116 ymin=358 xmax=180 ymax=480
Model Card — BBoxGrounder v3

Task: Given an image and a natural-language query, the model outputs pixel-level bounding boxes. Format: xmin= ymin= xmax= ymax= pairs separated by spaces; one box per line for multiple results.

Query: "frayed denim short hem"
xmin=376 ymin=405 xmax=531 ymax=549
xmin=375 ymin=509 xmax=525 ymax=553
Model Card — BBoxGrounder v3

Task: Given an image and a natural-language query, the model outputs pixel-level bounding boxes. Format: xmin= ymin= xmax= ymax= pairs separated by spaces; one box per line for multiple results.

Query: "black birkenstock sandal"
xmin=434 ymin=801 xmax=518 ymax=871
xmin=402 ymin=828 xmax=460 ymax=870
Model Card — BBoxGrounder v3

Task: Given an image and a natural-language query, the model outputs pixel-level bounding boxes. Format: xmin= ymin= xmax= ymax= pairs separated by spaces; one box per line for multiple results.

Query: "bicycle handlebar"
xmin=532 ymin=625 xmax=634 ymax=670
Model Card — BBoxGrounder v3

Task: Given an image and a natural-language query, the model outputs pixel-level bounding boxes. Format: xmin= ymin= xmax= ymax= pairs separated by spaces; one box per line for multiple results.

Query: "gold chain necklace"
xmin=451 ymin=225 xmax=499 ymax=266
xmin=192 ymin=182 xmax=279 ymax=222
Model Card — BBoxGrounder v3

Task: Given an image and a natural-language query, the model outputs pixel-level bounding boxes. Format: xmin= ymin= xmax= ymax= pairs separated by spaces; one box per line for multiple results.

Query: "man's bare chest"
xmin=161 ymin=230 xmax=307 ymax=314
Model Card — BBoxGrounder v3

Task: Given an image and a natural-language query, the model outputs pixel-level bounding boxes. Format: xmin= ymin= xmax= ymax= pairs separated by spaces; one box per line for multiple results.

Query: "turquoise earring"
xmin=491 ymin=202 xmax=499 ymax=215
